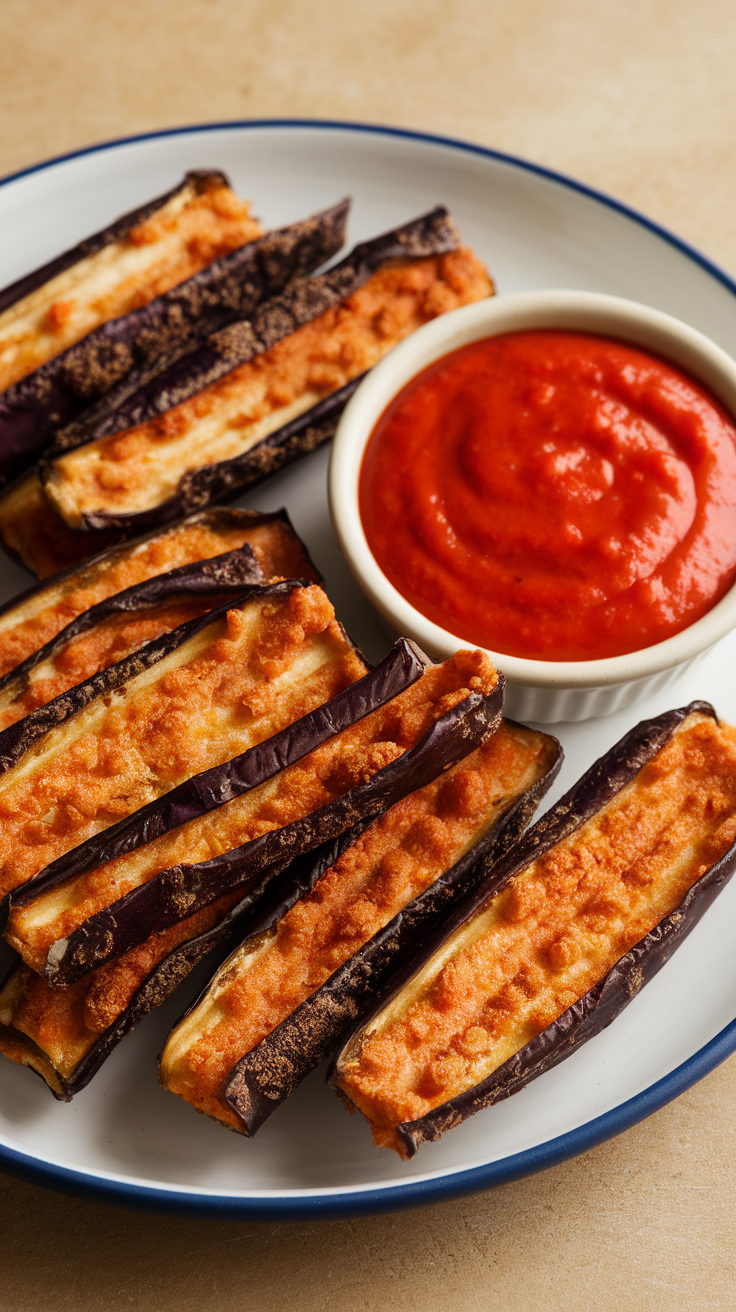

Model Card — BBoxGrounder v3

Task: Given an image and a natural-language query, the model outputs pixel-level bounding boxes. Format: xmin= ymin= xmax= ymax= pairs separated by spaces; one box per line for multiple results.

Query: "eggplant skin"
xmin=39 ymin=207 xmax=468 ymax=537
xmin=331 ymin=700 xmax=728 ymax=1157
xmin=0 ymin=855 xmax=320 ymax=1101
xmin=467 ymin=700 xmax=717 ymax=880
xmin=37 ymin=669 xmax=505 ymax=985
xmin=0 ymin=381 xmax=359 ymax=561
xmin=0 ymin=200 xmax=349 ymax=488
xmin=0 ymin=643 xmax=417 ymax=1097
xmin=0 ymin=878 xmax=279 ymax=1100
xmin=0 ymin=503 xmax=317 ymax=629
xmin=0 ymin=488 xmax=318 ymax=589
xmin=0 ymin=172 xmax=229 ymax=317
xmin=221 ymin=729 xmax=562 ymax=1135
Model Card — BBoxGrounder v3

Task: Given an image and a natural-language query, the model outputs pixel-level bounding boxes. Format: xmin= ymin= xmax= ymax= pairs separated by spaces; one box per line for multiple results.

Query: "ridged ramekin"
xmin=329 ymin=290 xmax=736 ymax=723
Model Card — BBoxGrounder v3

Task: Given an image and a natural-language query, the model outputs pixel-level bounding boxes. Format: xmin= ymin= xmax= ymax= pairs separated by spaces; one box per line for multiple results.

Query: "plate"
xmin=1 ymin=120 xmax=736 ymax=1220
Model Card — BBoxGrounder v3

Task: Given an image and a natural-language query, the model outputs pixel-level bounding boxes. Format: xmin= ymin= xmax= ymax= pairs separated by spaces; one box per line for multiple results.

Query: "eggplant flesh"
xmin=0 ymin=488 xmax=314 ymax=585
xmin=0 ymin=382 xmax=364 ymax=567
xmin=41 ymin=222 xmax=492 ymax=534
xmin=0 ymin=578 xmax=305 ymax=775
xmin=331 ymin=702 xmax=736 ymax=1157
xmin=0 ymin=580 xmax=360 ymax=905
xmin=0 ymin=842 xmax=349 ymax=1100
xmin=0 ymin=544 xmax=264 ymax=732
xmin=0 ymin=172 xmax=231 ymax=317
xmin=0 ymin=200 xmax=349 ymax=488
xmin=0 ymin=379 xmax=363 ymax=568
xmin=10 ymin=638 xmax=423 ymax=905
xmin=7 ymin=650 xmax=503 ymax=984
xmin=0 ymin=171 xmax=261 ymax=397
xmin=6 ymin=638 xmax=422 ymax=939
xmin=0 ymin=471 xmax=124 ymax=576
xmin=158 ymin=721 xmax=561 ymax=1132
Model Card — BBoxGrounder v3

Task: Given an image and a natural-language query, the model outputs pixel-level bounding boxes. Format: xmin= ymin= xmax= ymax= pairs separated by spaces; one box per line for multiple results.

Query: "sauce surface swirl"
xmin=359 ymin=330 xmax=736 ymax=661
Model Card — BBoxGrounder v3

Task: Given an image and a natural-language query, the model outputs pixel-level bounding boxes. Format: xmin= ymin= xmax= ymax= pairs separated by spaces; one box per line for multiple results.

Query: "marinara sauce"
xmin=359 ymin=331 xmax=736 ymax=662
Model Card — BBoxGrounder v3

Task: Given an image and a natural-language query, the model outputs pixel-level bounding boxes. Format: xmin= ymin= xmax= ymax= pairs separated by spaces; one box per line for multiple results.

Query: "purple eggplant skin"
xmin=0 ymin=200 xmax=350 ymax=488
xmin=36 ymin=669 xmax=506 ymax=986
xmin=39 ymin=207 xmax=461 ymax=533
xmin=220 ymin=727 xmax=562 ymax=1135
xmin=0 ymin=172 xmax=228 ymax=318
xmin=0 ymin=577 xmax=300 ymax=779
xmin=14 ymin=638 xmax=425 ymax=913
xmin=0 ymin=542 xmax=263 ymax=709
xmin=330 ymin=700 xmax=725 ymax=1158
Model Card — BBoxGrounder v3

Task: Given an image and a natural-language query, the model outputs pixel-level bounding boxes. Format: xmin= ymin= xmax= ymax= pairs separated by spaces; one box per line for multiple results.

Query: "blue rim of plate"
xmin=1 ymin=118 xmax=736 ymax=1221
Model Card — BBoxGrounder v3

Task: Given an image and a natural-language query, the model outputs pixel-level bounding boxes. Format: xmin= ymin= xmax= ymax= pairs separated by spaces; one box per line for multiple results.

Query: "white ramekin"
xmin=329 ymin=290 xmax=736 ymax=723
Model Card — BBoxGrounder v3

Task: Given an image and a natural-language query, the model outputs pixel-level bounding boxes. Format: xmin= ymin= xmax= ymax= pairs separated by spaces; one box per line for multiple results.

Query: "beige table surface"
xmin=1 ymin=2 xmax=735 ymax=1308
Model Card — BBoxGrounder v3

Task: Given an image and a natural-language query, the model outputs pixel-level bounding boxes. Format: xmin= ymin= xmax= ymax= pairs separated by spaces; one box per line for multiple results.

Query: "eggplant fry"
xmin=331 ymin=702 xmax=736 ymax=1157
xmin=40 ymin=211 xmax=492 ymax=536
xmin=0 ymin=200 xmax=349 ymax=488
xmin=0 ymin=581 xmax=366 ymax=906
xmin=0 ymin=171 xmax=261 ymax=396
xmin=158 ymin=721 xmax=560 ymax=1132
xmin=7 ymin=648 xmax=503 ymax=984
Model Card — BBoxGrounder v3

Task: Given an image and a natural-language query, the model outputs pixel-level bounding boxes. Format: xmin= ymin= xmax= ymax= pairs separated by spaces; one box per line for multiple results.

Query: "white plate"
xmin=1 ymin=120 xmax=736 ymax=1219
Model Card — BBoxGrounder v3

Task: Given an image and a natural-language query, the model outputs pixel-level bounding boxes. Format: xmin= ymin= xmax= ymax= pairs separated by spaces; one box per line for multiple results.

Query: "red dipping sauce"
xmin=359 ymin=331 xmax=736 ymax=662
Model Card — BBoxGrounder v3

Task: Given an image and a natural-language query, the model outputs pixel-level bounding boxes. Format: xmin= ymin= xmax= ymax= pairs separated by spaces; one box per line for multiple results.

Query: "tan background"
xmin=1 ymin=1 xmax=735 ymax=1307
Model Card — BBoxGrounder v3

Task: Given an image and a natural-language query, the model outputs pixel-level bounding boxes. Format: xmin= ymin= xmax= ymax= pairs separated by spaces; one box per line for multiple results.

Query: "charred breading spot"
xmin=335 ymin=711 xmax=736 ymax=1153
